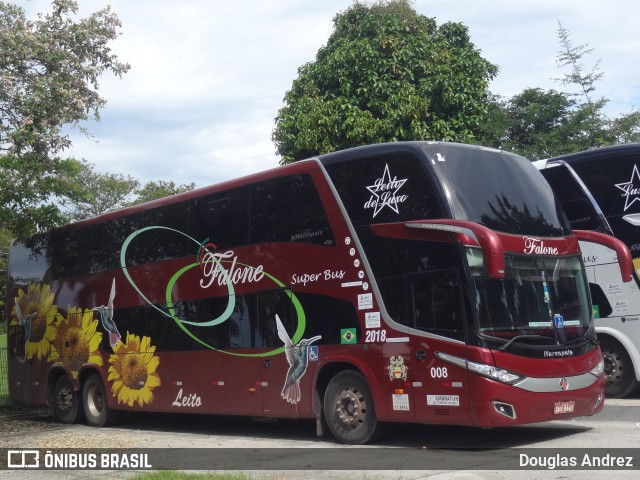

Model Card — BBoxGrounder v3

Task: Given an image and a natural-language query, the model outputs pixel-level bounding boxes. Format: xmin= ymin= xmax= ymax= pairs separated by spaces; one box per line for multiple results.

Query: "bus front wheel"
xmin=323 ymin=370 xmax=384 ymax=444
xmin=600 ymin=337 xmax=639 ymax=398
xmin=52 ymin=375 xmax=83 ymax=424
xmin=82 ymin=373 xmax=119 ymax=427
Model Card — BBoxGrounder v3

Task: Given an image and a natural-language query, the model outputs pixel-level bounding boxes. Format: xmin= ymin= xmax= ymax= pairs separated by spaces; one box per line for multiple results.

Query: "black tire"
xmin=323 ymin=370 xmax=385 ymax=444
xmin=82 ymin=373 xmax=119 ymax=427
xmin=52 ymin=375 xmax=83 ymax=424
xmin=600 ymin=337 xmax=639 ymax=398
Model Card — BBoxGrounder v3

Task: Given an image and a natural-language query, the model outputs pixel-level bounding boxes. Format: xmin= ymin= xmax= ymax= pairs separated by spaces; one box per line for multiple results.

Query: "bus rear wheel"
xmin=600 ymin=337 xmax=639 ymax=398
xmin=82 ymin=373 xmax=119 ymax=427
xmin=323 ymin=370 xmax=384 ymax=444
xmin=52 ymin=375 xmax=83 ymax=424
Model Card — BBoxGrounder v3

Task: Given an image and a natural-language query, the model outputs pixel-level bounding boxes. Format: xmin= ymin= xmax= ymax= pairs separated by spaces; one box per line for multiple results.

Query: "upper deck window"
xmin=324 ymin=152 xmax=446 ymax=227
xmin=424 ymin=145 xmax=569 ymax=237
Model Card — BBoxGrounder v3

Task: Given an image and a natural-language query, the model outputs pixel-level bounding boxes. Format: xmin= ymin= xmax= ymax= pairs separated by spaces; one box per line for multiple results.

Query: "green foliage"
xmin=272 ymin=0 xmax=497 ymax=163
xmin=477 ymin=22 xmax=640 ymax=160
xmin=130 ymin=180 xmax=196 ymax=206
xmin=0 ymin=0 xmax=129 ymax=236
xmin=62 ymin=161 xmax=140 ymax=221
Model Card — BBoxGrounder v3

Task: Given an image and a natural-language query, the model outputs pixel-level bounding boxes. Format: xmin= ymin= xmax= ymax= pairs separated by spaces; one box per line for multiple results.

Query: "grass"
xmin=1 ymin=332 xmax=8 ymax=404
xmin=133 ymin=473 xmax=252 ymax=480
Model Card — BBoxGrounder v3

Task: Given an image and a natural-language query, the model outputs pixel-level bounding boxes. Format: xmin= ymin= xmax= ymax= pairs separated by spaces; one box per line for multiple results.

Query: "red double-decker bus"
xmin=6 ymin=142 xmax=631 ymax=444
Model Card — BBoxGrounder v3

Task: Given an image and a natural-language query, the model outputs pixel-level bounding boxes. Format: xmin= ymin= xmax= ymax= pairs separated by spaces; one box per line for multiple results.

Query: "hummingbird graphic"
xmin=94 ymin=278 xmax=121 ymax=348
xmin=15 ymin=302 xmax=36 ymax=363
xmin=275 ymin=314 xmax=321 ymax=404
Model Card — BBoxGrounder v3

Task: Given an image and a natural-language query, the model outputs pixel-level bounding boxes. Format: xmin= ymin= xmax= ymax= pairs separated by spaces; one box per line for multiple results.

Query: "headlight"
xmin=589 ymin=358 xmax=605 ymax=377
xmin=466 ymin=360 xmax=524 ymax=385
xmin=436 ymin=352 xmax=524 ymax=385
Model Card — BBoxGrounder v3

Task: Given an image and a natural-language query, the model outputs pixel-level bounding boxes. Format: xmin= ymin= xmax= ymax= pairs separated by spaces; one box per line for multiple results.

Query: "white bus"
xmin=535 ymin=144 xmax=640 ymax=398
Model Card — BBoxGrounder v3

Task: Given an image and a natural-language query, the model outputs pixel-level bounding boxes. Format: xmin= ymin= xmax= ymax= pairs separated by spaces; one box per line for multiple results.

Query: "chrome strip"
xmin=513 ymin=372 xmax=599 ymax=392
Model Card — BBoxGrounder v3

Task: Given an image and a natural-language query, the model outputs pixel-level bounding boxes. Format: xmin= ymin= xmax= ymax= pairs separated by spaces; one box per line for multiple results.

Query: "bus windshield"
xmin=466 ymin=248 xmax=592 ymax=345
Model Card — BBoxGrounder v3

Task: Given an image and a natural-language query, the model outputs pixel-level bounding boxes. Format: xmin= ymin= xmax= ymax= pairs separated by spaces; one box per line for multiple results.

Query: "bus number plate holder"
xmin=553 ymin=401 xmax=575 ymax=414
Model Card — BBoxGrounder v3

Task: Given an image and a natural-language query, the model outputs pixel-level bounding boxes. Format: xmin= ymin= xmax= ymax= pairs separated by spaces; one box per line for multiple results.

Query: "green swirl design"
xmin=120 ymin=226 xmax=305 ymax=356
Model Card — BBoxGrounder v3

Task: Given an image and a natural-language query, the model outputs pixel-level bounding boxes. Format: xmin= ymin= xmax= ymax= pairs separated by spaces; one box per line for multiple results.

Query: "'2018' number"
xmin=430 ymin=367 xmax=448 ymax=378
xmin=365 ymin=329 xmax=387 ymax=343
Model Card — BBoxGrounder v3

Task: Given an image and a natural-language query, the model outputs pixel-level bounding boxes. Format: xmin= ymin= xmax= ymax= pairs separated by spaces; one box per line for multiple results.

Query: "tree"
xmin=476 ymin=88 xmax=578 ymax=159
xmin=272 ymin=0 xmax=497 ymax=163
xmin=0 ymin=0 xmax=129 ymax=236
xmin=130 ymin=180 xmax=196 ymax=206
xmin=477 ymin=23 xmax=640 ymax=159
xmin=63 ymin=161 xmax=140 ymax=221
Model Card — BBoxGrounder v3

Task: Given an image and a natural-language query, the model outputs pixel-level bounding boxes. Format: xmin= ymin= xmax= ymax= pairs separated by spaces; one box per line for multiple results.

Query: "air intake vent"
xmin=434 ymin=408 xmax=451 ymax=416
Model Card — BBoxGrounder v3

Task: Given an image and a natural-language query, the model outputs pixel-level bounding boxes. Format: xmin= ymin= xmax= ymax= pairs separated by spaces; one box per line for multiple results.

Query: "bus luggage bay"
xmin=6 ymin=142 xmax=629 ymax=444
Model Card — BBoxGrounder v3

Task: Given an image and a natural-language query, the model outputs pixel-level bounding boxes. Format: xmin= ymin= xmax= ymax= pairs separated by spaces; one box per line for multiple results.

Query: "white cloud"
xmin=23 ymin=0 xmax=640 ymax=188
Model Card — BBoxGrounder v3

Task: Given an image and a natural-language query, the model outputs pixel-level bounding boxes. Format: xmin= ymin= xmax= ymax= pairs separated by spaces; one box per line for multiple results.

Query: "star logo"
xmin=364 ymin=164 xmax=409 ymax=218
xmin=615 ymin=164 xmax=640 ymax=211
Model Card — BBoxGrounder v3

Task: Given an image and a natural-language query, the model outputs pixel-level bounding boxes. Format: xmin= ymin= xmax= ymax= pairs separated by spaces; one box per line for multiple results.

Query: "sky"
xmin=22 ymin=0 xmax=640 ymax=189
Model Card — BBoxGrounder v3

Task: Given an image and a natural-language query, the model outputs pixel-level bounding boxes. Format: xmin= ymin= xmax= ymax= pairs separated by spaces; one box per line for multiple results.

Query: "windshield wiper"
xmin=498 ymin=334 xmax=555 ymax=352
xmin=561 ymin=330 xmax=599 ymax=346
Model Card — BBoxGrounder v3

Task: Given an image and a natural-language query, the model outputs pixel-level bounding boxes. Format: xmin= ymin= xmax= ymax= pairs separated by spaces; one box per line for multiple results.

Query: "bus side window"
xmin=589 ymin=282 xmax=613 ymax=318
xmin=408 ymin=270 xmax=463 ymax=339
xmin=249 ymin=174 xmax=335 ymax=247
xmin=540 ymin=166 xmax=602 ymax=231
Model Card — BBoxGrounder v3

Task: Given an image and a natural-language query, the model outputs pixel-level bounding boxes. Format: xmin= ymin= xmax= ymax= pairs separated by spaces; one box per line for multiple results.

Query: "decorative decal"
xmin=340 ymin=328 xmax=357 ymax=345
xmin=50 ymin=307 xmax=103 ymax=379
xmin=120 ymin=226 xmax=307 ymax=357
xmin=364 ymin=164 xmax=409 ymax=218
xmin=276 ymin=314 xmax=321 ymax=404
xmin=93 ymin=278 xmax=121 ymax=348
xmin=523 ymin=236 xmax=559 ymax=255
xmin=108 ymin=332 xmax=161 ymax=407
xmin=172 ymin=388 xmax=203 ymax=408
xmin=14 ymin=303 xmax=36 ymax=363
xmin=388 ymin=356 xmax=408 ymax=381
xmin=11 ymin=284 xmax=58 ymax=362
xmin=615 ymin=164 xmax=640 ymax=211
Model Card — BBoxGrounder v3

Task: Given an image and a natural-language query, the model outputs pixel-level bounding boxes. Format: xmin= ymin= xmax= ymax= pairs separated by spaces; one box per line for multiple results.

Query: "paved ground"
xmin=1 ymin=393 xmax=639 ymax=479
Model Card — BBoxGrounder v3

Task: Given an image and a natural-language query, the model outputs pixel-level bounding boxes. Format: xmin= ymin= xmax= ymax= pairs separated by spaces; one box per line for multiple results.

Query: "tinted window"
xmin=249 ymin=174 xmax=335 ymax=246
xmin=190 ymin=186 xmax=250 ymax=249
xmin=324 ymin=153 xmax=445 ymax=227
xmin=540 ymin=165 xmax=602 ymax=231
xmin=571 ymin=154 xmax=640 ymax=217
xmin=426 ymin=145 xmax=569 ymax=236
xmin=361 ymin=230 xmax=464 ymax=340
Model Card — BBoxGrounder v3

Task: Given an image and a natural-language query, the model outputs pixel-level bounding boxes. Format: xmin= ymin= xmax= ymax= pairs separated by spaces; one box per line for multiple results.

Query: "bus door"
xmin=256 ymin=289 xmax=308 ymax=418
xmin=404 ymin=270 xmax=473 ymax=425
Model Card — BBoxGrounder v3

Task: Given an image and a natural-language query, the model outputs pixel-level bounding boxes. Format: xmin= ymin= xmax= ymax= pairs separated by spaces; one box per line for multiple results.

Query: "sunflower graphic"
xmin=11 ymin=284 xmax=58 ymax=362
xmin=108 ymin=332 xmax=160 ymax=407
xmin=50 ymin=307 xmax=103 ymax=378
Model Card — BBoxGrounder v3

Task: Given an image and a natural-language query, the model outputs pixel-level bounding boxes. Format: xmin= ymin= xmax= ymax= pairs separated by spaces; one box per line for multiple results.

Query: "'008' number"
xmin=430 ymin=367 xmax=448 ymax=378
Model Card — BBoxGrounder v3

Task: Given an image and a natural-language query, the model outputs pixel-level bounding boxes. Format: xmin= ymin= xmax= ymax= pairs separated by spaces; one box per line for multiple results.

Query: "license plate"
xmin=554 ymin=401 xmax=575 ymax=414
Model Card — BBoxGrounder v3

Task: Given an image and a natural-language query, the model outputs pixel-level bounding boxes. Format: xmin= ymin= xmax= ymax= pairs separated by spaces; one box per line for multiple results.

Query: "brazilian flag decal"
xmin=593 ymin=305 xmax=600 ymax=319
xmin=341 ymin=328 xmax=357 ymax=344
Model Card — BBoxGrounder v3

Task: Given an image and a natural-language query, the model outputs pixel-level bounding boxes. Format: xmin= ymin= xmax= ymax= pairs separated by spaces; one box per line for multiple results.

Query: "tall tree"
xmin=476 ymin=23 xmax=639 ymax=159
xmin=0 ymin=0 xmax=129 ymax=236
xmin=272 ymin=0 xmax=497 ymax=163
xmin=63 ymin=161 xmax=139 ymax=221
xmin=130 ymin=180 xmax=196 ymax=206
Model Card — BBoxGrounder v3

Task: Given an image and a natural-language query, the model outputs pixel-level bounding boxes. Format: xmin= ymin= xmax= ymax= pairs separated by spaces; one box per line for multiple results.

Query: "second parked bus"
xmin=536 ymin=144 xmax=640 ymax=398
